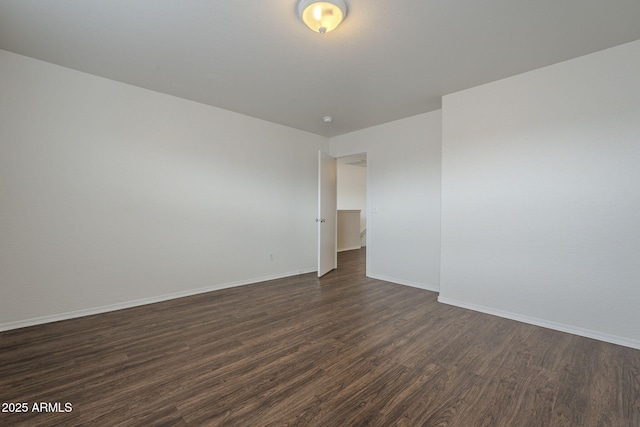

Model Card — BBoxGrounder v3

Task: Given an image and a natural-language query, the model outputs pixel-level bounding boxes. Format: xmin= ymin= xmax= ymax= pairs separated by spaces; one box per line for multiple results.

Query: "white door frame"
xmin=333 ymin=151 xmax=370 ymax=277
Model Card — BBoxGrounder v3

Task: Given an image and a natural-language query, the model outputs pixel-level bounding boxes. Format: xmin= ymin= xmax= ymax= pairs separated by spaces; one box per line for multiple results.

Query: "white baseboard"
xmin=367 ymin=273 xmax=439 ymax=293
xmin=437 ymin=296 xmax=640 ymax=350
xmin=0 ymin=268 xmax=317 ymax=332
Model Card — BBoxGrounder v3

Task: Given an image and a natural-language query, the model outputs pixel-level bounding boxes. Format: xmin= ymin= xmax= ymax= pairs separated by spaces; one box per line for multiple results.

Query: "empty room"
xmin=1 ymin=1 xmax=639 ymax=426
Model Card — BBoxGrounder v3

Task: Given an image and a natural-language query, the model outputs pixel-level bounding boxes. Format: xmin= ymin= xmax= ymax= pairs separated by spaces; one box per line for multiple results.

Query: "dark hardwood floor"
xmin=1 ymin=248 xmax=639 ymax=426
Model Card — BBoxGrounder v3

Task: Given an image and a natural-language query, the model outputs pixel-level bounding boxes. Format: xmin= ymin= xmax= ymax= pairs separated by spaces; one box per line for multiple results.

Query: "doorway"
xmin=336 ymin=153 xmax=367 ymax=271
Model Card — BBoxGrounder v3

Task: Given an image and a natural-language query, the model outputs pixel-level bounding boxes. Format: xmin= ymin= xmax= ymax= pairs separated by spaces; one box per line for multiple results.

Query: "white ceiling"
xmin=1 ymin=1 xmax=640 ymax=137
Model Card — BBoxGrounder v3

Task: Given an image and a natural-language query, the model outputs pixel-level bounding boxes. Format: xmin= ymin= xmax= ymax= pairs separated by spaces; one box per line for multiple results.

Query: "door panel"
xmin=318 ymin=150 xmax=337 ymax=277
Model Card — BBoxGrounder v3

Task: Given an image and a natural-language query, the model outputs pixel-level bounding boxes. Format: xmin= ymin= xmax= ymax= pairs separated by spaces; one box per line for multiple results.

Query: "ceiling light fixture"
xmin=297 ymin=0 xmax=347 ymax=34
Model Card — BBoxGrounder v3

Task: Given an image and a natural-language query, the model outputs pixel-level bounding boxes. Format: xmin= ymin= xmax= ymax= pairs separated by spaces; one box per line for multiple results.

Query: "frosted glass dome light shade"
xmin=298 ymin=0 xmax=347 ymax=34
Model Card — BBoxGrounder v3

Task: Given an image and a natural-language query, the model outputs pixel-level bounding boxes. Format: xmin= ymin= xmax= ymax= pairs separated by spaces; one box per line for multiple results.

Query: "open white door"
xmin=318 ymin=150 xmax=337 ymax=277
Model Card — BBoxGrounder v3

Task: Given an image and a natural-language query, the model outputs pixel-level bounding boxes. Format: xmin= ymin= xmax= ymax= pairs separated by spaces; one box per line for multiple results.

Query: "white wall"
xmin=330 ymin=111 xmax=442 ymax=291
xmin=337 ymin=161 xmax=367 ymax=245
xmin=0 ymin=50 xmax=327 ymax=329
xmin=337 ymin=210 xmax=361 ymax=252
xmin=440 ymin=40 xmax=640 ymax=348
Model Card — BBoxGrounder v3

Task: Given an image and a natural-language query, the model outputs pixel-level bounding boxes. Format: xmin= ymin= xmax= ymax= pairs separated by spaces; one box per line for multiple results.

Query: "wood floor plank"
xmin=1 ymin=248 xmax=639 ymax=426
